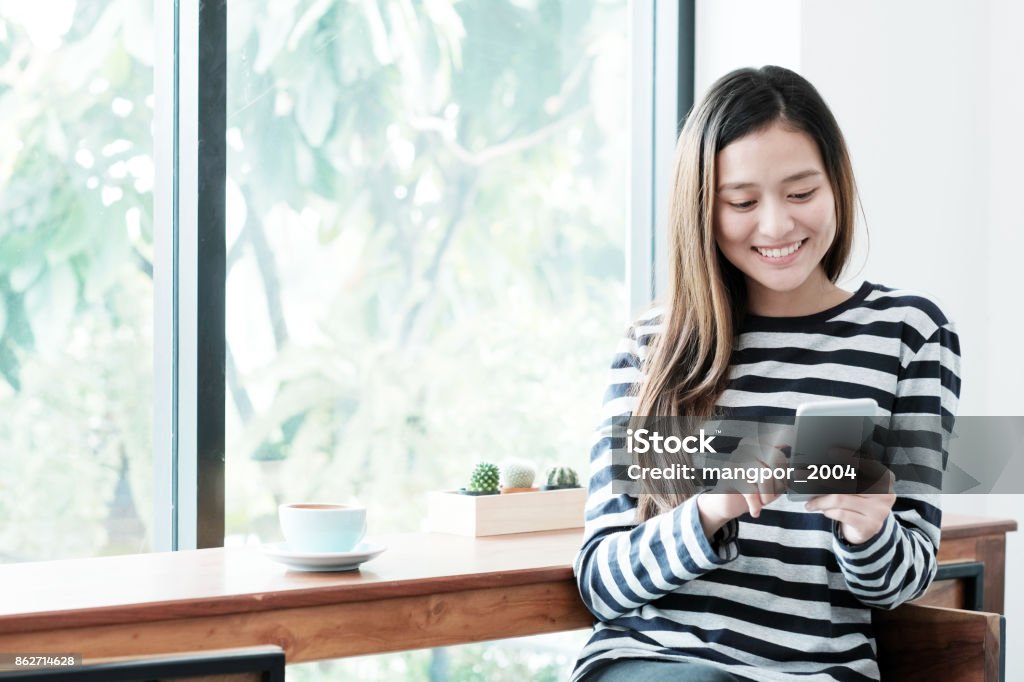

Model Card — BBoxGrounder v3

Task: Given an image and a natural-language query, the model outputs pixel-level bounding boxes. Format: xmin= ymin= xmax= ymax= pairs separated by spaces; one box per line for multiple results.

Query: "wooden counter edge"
xmin=0 ymin=582 xmax=596 ymax=664
xmin=939 ymin=517 xmax=1017 ymax=541
xmin=0 ymin=566 xmax=579 ymax=637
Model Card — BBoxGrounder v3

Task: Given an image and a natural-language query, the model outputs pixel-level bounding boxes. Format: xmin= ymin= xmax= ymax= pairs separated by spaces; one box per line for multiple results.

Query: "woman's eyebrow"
xmin=717 ymin=169 xmax=822 ymax=192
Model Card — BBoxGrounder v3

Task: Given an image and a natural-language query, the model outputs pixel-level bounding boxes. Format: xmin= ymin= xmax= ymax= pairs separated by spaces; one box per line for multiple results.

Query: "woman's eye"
xmin=728 ymin=189 xmax=816 ymax=210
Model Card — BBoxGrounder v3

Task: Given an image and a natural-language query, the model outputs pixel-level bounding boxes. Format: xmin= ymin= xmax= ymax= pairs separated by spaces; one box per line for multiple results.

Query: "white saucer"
xmin=260 ymin=541 xmax=386 ymax=572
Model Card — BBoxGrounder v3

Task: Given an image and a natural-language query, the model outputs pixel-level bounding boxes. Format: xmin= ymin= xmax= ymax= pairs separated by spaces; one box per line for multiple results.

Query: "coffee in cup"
xmin=278 ymin=502 xmax=366 ymax=553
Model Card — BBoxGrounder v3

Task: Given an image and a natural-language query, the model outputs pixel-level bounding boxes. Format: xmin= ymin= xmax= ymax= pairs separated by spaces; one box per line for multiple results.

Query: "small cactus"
xmin=468 ymin=462 xmax=500 ymax=493
xmin=545 ymin=465 xmax=579 ymax=488
xmin=501 ymin=460 xmax=536 ymax=489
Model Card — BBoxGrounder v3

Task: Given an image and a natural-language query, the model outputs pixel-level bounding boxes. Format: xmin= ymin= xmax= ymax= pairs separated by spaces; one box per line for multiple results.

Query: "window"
xmin=224 ymin=0 xmax=629 ymax=540
xmin=0 ymin=2 xmax=154 ymax=561
xmin=1 ymin=0 xmax=688 ymax=677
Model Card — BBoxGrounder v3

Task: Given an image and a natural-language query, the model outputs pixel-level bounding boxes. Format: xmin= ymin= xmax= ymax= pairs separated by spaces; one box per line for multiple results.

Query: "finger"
xmin=752 ymin=450 xmax=789 ymax=497
xmin=755 ymin=470 xmax=776 ymax=503
xmin=841 ymin=489 xmax=897 ymax=512
xmin=771 ymin=468 xmax=789 ymax=496
xmin=743 ymin=492 xmax=763 ymax=518
xmin=710 ymin=472 xmax=742 ymax=495
xmin=847 ymin=491 xmax=897 ymax=504
xmin=818 ymin=507 xmax=869 ymax=530
xmin=764 ymin=467 xmax=789 ymax=498
xmin=727 ymin=476 xmax=753 ymax=495
xmin=759 ymin=488 xmax=778 ymax=507
xmin=805 ymin=494 xmax=870 ymax=516
xmin=757 ymin=445 xmax=790 ymax=471
xmin=764 ymin=424 xmax=795 ymax=454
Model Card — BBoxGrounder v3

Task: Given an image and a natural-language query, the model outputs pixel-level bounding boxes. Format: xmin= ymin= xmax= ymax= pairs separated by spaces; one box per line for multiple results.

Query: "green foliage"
xmin=0 ymin=0 xmax=155 ymax=560
xmin=223 ymin=0 xmax=626 ymax=537
xmin=468 ymin=462 xmax=500 ymax=493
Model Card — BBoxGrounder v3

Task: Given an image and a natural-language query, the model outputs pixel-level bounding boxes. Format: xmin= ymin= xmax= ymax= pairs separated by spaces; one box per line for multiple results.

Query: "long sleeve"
xmin=833 ymin=322 xmax=961 ymax=609
xmin=573 ymin=321 xmax=739 ymax=622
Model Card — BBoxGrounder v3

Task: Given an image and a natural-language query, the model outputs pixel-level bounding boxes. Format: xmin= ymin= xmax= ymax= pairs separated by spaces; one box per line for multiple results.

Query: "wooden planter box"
xmin=425 ymin=487 xmax=587 ymax=537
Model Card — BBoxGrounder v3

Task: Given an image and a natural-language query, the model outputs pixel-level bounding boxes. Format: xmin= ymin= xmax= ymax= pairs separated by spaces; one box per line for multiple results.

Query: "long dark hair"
xmin=635 ymin=65 xmax=860 ymax=521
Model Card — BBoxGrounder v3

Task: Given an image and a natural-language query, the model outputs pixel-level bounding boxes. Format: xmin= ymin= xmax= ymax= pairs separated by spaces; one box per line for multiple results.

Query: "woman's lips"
xmin=751 ymin=238 xmax=806 ymax=265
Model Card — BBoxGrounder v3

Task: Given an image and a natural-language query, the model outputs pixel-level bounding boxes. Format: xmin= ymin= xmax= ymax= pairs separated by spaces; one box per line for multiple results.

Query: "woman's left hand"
xmin=804 ymin=462 xmax=896 ymax=544
xmin=805 ymin=490 xmax=896 ymax=545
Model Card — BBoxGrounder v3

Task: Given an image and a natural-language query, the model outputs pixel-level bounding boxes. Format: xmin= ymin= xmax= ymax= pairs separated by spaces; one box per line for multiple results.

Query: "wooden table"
xmin=919 ymin=515 xmax=1017 ymax=614
xmin=0 ymin=515 xmax=1014 ymax=663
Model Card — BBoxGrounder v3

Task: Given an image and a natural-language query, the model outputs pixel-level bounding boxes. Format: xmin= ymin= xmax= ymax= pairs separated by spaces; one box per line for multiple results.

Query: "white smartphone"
xmin=787 ymin=398 xmax=879 ymax=501
xmin=795 ymin=398 xmax=879 ymax=420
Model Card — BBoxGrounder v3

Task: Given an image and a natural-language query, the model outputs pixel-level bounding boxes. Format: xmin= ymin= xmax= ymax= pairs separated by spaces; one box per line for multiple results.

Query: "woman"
xmin=571 ymin=66 xmax=961 ymax=682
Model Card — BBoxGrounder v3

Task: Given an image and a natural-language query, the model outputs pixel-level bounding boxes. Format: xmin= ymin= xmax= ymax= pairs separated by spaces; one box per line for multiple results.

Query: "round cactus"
xmin=501 ymin=460 xmax=536 ymax=489
xmin=468 ymin=462 xmax=500 ymax=493
xmin=545 ymin=465 xmax=580 ymax=488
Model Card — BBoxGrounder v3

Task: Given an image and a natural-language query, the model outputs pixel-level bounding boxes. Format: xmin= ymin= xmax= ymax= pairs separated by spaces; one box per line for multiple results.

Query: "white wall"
xmin=696 ymin=0 xmax=1024 ymax=675
xmin=981 ymin=0 xmax=1024 ymax=678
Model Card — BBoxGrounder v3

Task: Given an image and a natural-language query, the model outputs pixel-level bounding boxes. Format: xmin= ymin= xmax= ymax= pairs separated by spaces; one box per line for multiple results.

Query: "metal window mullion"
xmin=629 ymin=0 xmax=695 ymax=315
xmin=650 ymin=0 xmax=695 ymax=303
xmin=176 ymin=0 xmax=200 ymax=551
xmin=170 ymin=0 xmax=226 ymax=551
xmin=152 ymin=0 xmax=178 ymax=554
xmin=194 ymin=0 xmax=227 ymax=549
xmin=628 ymin=1 xmax=656 ymax=320
xmin=676 ymin=0 xmax=696 ymax=136
xmin=652 ymin=0 xmax=679 ymax=302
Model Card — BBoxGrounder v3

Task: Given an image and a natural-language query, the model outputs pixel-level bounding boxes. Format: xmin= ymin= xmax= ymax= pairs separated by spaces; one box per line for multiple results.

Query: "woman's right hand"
xmin=695 ymin=436 xmax=789 ymax=539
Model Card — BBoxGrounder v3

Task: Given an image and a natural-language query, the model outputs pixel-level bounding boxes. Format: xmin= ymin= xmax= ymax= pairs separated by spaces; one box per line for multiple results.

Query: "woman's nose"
xmin=758 ymin=199 xmax=795 ymax=240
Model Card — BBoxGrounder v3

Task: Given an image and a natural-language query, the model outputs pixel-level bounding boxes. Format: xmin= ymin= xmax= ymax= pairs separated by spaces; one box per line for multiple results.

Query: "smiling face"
xmin=713 ymin=121 xmax=838 ymax=309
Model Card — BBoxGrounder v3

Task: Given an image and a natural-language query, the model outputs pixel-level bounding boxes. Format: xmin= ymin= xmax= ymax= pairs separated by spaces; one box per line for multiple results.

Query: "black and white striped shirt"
xmin=571 ymin=281 xmax=962 ymax=682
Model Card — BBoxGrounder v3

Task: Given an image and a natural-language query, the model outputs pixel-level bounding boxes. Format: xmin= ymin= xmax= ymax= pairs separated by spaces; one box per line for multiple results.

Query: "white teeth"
xmin=756 ymin=240 xmax=803 ymax=258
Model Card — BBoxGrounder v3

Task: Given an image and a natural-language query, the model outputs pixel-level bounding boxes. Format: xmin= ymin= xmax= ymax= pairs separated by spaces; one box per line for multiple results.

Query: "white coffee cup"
xmin=278 ymin=502 xmax=366 ymax=553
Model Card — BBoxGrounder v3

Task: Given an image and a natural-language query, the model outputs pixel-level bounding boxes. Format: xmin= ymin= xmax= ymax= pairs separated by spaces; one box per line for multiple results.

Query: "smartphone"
xmin=787 ymin=398 xmax=878 ymax=501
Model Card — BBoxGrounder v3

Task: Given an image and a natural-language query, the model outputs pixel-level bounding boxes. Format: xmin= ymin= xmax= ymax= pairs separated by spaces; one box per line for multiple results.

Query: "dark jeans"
xmin=585 ymin=658 xmax=742 ymax=682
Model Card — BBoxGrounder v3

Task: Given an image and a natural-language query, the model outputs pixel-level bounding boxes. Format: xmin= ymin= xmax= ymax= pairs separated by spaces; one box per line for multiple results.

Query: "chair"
xmin=0 ymin=645 xmax=285 ymax=682
xmin=875 ymin=604 xmax=1004 ymax=681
